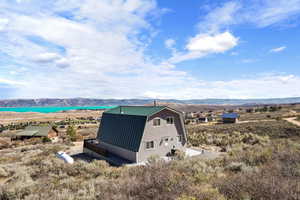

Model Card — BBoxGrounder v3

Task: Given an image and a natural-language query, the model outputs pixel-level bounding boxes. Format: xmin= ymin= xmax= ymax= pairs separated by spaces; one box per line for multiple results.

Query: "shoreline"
xmin=0 ymin=106 xmax=115 ymax=113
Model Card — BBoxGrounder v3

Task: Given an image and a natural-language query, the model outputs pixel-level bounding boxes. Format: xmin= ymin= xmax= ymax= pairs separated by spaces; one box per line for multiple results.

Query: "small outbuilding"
xmin=221 ymin=113 xmax=239 ymax=123
xmin=84 ymin=106 xmax=187 ymax=165
xmin=16 ymin=125 xmax=58 ymax=141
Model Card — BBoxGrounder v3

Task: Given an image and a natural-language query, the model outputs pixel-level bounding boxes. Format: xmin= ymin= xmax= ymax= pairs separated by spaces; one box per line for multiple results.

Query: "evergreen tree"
xmin=66 ymin=125 xmax=77 ymax=141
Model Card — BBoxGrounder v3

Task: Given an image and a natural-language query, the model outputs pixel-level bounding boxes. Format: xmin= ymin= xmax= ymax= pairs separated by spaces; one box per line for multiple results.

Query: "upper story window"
xmin=153 ymin=118 xmax=161 ymax=126
xmin=146 ymin=141 xmax=155 ymax=149
xmin=178 ymin=135 xmax=183 ymax=143
xmin=166 ymin=116 xmax=174 ymax=124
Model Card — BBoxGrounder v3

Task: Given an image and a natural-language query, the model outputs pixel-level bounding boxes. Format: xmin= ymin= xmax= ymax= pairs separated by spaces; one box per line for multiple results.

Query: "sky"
xmin=1 ymin=0 xmax=300 ymax=99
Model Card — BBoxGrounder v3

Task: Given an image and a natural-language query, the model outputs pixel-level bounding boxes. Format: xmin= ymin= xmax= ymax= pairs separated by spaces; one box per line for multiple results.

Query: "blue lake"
xmin=0 ymin=106 xmax=116 ymax=113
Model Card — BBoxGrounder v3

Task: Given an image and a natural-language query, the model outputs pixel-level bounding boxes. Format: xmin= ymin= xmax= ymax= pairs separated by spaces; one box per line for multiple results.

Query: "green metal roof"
xmin=16 ymin=130 xmax=38 ymax=136
xmin=16 ymin=125 xmax=52 ymax=137
xmin=98 ymin=113 xmax=147 ymax=152
xmin=104 ymin=106 xmax=166 ymax=116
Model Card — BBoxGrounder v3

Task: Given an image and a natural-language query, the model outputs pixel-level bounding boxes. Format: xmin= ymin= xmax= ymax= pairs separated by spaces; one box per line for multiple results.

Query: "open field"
xmin=0 ymin=104 xmax=300 ymax=199
xmin=0 ymin=128 xmax=299 ymax=199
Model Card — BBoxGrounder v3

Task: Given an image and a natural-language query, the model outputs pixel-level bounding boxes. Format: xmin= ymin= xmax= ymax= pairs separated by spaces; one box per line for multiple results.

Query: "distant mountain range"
xmin=0 ymin=97 xmax=300 ymax=107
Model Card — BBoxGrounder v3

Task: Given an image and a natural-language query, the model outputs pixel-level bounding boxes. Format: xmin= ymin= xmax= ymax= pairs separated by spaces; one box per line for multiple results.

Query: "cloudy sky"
xmin=1 ymin=0 xmax=300 ymax=99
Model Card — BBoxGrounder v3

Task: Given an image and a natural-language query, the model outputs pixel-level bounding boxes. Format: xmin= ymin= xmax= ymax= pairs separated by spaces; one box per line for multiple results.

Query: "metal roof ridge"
xmin=104 ymin=112 xmax=149 ymax=117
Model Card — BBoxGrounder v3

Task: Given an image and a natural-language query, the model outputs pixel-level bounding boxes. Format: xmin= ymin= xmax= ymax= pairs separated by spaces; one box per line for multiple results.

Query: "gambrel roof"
xmin=105 ymin=106 xmax=166 ymax=116
xmin=98 ymin=106 xmax=184 ymax=152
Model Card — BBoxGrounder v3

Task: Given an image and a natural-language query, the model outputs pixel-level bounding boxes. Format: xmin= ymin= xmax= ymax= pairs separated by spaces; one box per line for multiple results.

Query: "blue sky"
xmin=1 ymin=0 xmax=300 ymax=99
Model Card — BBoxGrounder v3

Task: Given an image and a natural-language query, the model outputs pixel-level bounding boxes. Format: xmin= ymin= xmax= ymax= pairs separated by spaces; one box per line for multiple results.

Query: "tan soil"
xmin=284 ymin=117 xmax=300 ymax=127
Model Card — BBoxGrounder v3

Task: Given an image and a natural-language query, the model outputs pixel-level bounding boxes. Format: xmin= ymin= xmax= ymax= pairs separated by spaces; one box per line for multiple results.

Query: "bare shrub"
xmin=215 ymin=141 xmax=300 ymax=200
xmin=0 ymin=166 xmax=9 ymax=177
xmin=225 ymin=162 xmax=246 ymax=172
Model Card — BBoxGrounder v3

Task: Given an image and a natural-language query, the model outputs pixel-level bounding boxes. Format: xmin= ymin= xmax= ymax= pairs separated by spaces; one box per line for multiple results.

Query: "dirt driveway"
xmin=67 ymin=141 xmax=84 ymax=155
xmin=284 ymin=117 xmax=300 ymax=127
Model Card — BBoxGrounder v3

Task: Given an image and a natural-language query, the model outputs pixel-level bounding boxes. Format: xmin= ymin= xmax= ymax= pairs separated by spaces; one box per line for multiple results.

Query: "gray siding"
xmin=98 ymin=141 xmax=137 ymax=162
xmin=137 ymin=109 xmax=186 ymax=163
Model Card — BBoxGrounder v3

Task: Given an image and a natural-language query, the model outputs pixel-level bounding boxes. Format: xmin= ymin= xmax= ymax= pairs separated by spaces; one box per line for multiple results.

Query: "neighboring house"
xmin=197 ymin=116 xmax=208 ymax=123
xmin=16 ymin=125 xmax=58 ymax=141
xmin=221 ymin=113 xmax=239 ymax=123
xmin=185 ymin=112 xmax=198 ymax=119
xmin=84 ymin=106 xmax=187 ymax=165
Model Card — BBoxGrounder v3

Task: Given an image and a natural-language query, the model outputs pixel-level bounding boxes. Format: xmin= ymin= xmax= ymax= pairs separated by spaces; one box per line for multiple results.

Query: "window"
xmin=146 ymin=141 xmax=154 ymax=149
xmin=166 ymin=116 xmax=174 ymax=124
xmin=153 ymin=118 xmax=161 ymax=126
xmin=178 ymin=136 xmax=183 ymax=143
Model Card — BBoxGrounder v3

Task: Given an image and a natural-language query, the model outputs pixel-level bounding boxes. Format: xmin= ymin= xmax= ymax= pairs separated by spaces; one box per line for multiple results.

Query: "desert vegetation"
xmin=1 ymin=105 xmax=300 ymax=199
xmin=187 ymin=120 xmax=300 ymax=147
xmin=0 ymin=138 xmax=299 ymax=199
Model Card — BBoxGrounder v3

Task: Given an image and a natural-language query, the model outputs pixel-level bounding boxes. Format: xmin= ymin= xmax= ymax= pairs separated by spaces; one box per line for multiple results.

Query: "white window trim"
xmin=166 ymin=116 xmax=174 ymax=125
xmin=145 ymin=141 xmax=155 ymax=150
xmin=153 ymin=118 xmax=161 ymax=127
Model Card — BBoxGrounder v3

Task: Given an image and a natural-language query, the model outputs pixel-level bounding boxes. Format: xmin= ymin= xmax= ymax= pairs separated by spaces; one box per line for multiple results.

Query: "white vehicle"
xmin=56 ymin=151 xmax=74 ymax=164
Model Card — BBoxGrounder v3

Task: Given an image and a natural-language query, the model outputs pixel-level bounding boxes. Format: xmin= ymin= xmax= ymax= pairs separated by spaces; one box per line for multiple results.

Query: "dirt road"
xmin=284 ymin=117 xmax=300 ymax=127
xmin=238 ymin=119 xmax=276 ymax=124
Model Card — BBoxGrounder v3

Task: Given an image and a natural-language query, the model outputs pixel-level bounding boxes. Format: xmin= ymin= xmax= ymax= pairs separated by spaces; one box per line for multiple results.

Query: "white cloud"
xmin=33 ymin=53 xmax=61 ymax=63
xmin=55 ymin=58 xmax=70 ymax=68
xmin=250 ymin=0 xmax=300 ymax=27
xmin=0 ymin=0 xmax=193 ymax=99
xmin=0 ymin=0 xmax=300 ymax=99
xmin=231 ymin=51 xmax=238 ymax=56
xmin=186 ymin=32 xmax=238 ymax=53
xmin=169 ymin=31 xmax=238 ymax=63
xmin=241 ymin=59 xmax=258 ymax=63
xmin=198 ymin=0 xmax=300 ymax=32
xmin=0 ymin=78 xmax=24 ymax=86
xmin=165 ymin=38 xmax=175 ymax=49
xmin=270 ymin=46 xmax=286 ymax=53
xmin=198 ymin=1 xmax=241 ymax=34
xmin=0 ymin=18 xmax=9 ymax=31
xmin=142 ymin=74 xmax=300 ymax=99
xmin=166 ymin=1 xmax=241 ymax=64
xmin=165 ymin=0 xmax=300 ymax=64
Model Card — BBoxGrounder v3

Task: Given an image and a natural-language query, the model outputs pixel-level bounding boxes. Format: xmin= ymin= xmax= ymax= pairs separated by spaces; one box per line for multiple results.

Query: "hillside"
xmin=1 ymin=97 xmax=300 ymax=107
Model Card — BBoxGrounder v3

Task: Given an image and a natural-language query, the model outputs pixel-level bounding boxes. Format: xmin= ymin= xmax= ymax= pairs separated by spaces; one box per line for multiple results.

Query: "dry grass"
xmin=1 ymin=140 xmax=299 ymax=200
xmin=214 ymin=141 xmax=300 ymax=200
xmin=1 ymin=110 xmax=300 ymax=199
xmin=0 ymin=139 xmax=299 ymax=200
xmin=187 ymin=120 xmax=300 ymax=142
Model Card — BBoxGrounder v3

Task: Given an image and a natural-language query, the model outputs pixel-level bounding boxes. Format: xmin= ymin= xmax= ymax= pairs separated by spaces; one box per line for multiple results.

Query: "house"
xmin=83 ymin=106 xmax=187 ymax=165
xmin=185 ymin=112 xmax=198 ymax=119
xmin=221 ymin=113 xmax=239 ymax=123
xmin=15 ymin=125 xmax=58 ymax=141
xmin=197 ymin=116 xmax=208 ymax=123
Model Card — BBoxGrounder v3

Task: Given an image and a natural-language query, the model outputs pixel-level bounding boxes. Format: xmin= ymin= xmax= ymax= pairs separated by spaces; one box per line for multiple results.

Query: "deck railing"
xmin=83 ymin=139 xmax=107 ymax=156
